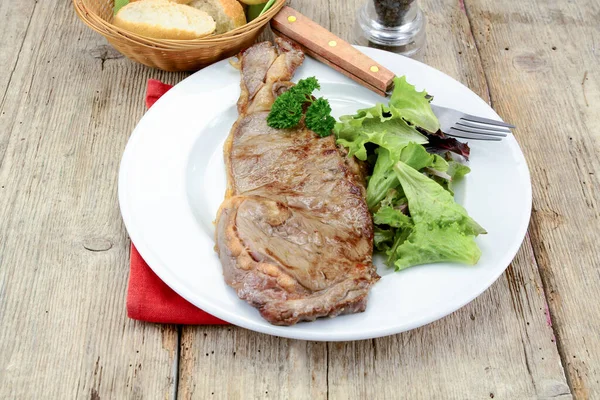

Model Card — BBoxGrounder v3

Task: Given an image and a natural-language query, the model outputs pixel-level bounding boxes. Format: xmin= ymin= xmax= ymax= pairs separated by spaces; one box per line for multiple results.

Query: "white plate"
xmin=119 ymin=47 xmax=531 ymax=341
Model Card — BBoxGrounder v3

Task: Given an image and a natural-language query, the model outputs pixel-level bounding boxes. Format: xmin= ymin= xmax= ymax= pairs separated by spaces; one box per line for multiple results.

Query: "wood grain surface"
xmin=464 ymin=0 xmax=600 ymax=398
xmin=0 ymin=1 xmax=185 ymax=398
xmin=0 ymin=0 xmax=598 ymax=399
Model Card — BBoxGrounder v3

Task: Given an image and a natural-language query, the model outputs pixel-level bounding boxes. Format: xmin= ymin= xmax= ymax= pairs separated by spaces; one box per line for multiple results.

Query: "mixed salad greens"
xmin=267 ymin=76 xmax=486 ymax=271
xmin=336 ymin=76 xmax=485 ymax=270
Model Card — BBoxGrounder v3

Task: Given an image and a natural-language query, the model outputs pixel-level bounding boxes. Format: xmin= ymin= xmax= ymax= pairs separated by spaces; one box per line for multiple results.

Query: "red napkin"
xmin=126 ymin=79 xmax=228 ymax=325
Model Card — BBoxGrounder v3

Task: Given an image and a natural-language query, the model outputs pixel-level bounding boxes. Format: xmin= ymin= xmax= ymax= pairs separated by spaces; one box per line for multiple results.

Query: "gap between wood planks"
xmin=461 ymin=0 xmax=573 ymax=395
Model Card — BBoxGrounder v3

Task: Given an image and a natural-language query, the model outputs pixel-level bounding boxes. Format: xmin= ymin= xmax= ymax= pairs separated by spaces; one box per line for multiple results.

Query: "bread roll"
xmin=188 ymin=0 xmax=246 ymax=34
xmin=114 ymin=0 xmax=216 ymax=40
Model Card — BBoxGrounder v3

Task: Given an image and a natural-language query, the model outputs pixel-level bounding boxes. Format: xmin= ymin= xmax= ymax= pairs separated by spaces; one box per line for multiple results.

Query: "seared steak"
xmin=215 ymin=39 xmax=379 ymax=326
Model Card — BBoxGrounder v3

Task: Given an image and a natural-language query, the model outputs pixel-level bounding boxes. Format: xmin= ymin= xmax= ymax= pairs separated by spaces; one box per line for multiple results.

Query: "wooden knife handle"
xmin=271 ymin=6 xmax=395 ymax=95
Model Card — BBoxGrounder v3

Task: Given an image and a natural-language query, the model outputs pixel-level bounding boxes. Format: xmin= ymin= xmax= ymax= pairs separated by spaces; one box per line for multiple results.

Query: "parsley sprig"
xmin=267 ymin=77 xmax=335 ymax=137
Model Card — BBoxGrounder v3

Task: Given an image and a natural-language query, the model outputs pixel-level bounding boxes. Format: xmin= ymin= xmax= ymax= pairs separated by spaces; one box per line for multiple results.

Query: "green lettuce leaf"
xmin=431 ymin=154 xmax=450 ymax=172
xmin=367 ymin=143 xmax=447 ymax=210
xmin=379 ymin=188 xmax=406 ymax=208
xmin=373 ymin=206 xmax=413 ymax=229
xmin=335 ymin=103 xmax=427 ymax=161
xmin=394 ymin=160 xmax=485 ymax=235
xmin=366 ymin=147 xmax=399 ymax=210
xmin=335 ymin=74 xmax=481 ymax=271
xmin=374 ymin=227 xmax=395 ymax=252
xmin=392 ymin=224 xmax=482 ymax=270
xmin=388 ymin=76 xmax=440 ymax=133
xmin=446 ymin=161 xmax=471 ymax=193
xmin=430 ymin=159 xmax=471 ymax=195
xmin=388 ymin=160 xmax=486 ymax=270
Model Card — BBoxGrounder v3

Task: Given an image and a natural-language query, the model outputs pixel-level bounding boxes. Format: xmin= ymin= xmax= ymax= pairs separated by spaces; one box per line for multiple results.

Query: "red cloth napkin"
xmin=126 ymin=79 xmax=228 ymax=325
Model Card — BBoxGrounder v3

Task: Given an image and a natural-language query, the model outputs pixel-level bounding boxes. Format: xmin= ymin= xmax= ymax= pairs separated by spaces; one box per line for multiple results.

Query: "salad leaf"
xmin=392 ymin=224 xmax=483 ymax=270
xmin=379 ymin=188 xmax=406 ymax=209
xmin=374 ymin=226 xmax=395 ymax=252
xmin=373 ymin=206 xmax=413 ymax=229
xmin=335 ymin=104 xmax=427 ymax=161
xmin=445 ymin=161 xmax=471 ymax=194
xmin=387 ymin=161 xmax=485 ymax=270
xmin=388 ymin=76 xmax=440 ymax=133
xmin=366 ymin=147 xmax=399 ymax=210
xmin=447 ymin=160 xmax=471 ymax=181
xmin=335 ymin=74 xmax=481 ymax=271
xmin=424 ymin=130 xmax=471 ymax=160
xmin=366 ymin=143 xmax=447 ymax=210
xmin=431 ymin=154 xmax=450 ymax=172
xmin=400 ymin=142 xmax=437 ymax=171
xmin=394 ymin=161 xmax=485 ymax=235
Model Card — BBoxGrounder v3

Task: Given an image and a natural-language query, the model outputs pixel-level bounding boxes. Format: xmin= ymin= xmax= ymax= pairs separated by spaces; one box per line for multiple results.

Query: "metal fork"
xmin=431 ymin=104 xmax=515 ymax=141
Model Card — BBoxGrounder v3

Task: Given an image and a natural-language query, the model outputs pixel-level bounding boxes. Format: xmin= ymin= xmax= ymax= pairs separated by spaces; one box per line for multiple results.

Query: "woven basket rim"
xmin=74 ymin=0 xmax=286 ymax=49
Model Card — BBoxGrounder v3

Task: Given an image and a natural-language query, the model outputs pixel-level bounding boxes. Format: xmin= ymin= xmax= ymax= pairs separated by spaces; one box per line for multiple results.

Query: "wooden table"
xmin=1 ymin=0 xmax=598 ymax=398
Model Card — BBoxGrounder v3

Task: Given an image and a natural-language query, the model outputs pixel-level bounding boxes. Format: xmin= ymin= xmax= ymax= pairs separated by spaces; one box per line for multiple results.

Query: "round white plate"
xmin=119 ymin=47 xmax=531 ymax=341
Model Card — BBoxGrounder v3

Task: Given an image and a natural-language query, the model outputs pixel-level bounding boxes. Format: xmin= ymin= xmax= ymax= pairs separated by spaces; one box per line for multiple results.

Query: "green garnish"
xmin=305 ymin=98 xmax=336 ymax=137
xmin=267 ymin=90 xmax=305 ymax=129
xmin=267 ymin=77 xmax=334 ymax=137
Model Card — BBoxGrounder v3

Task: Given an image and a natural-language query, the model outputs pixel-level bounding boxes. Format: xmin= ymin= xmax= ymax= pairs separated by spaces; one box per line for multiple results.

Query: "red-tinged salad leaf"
xmin=423 ymin=130 xmax=471 ymax=160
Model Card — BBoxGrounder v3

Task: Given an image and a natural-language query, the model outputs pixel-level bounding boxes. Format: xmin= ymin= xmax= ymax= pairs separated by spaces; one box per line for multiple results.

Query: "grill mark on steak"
xmin=214 ymin=39 xmax=379 ymax=325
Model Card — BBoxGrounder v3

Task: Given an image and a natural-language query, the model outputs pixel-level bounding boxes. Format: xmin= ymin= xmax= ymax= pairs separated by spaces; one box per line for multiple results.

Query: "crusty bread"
xmin=188 ymin=0 xmax=246 ymax=34
xmin=114 ymin=0 xmax=216 ymax=40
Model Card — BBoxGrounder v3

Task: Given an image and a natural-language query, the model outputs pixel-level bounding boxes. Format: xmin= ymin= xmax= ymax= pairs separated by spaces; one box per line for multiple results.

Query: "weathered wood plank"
xmin=0 ymin=0 xmax=37 ymax=164
xmin=177 ymin=2 xmax=330 ymax=399
xmin=0 ymin=1 xmax=185 ymax=398
xmin=326 ymin=0 xmax=570 ymax=398
xmin=464 ymin=0 xmax=600 ymax=398
xmin=179 ymin=327 xmax=327 ymax=400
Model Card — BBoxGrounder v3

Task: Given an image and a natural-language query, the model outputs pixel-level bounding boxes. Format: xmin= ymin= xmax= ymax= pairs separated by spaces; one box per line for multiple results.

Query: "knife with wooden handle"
xmin=271 ymin=6 xmax=517 ymax=138
xmin=270 ymin=6 xmax=395 ymax=97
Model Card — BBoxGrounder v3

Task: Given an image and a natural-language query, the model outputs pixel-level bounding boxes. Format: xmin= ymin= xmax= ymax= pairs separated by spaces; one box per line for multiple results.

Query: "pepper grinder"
xmin=355 ymin=0 xmax=426 ymax=59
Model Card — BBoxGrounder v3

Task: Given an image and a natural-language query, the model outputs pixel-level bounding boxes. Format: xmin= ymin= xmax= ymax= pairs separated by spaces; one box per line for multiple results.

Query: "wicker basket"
xmin=73 ymin=0 xmax=286 ymax=71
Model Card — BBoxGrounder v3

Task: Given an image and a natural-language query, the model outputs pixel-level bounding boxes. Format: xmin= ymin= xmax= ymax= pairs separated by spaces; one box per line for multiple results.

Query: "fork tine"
xmin=460 ymin=114 xmax=516 ymax=129
xmin=451 ymin=125 xmax=508 ymax=137
xmin=456 ymin=120 xmax=512 ymax=133
xmin=448 ymin=128 xmax=503 ymax=141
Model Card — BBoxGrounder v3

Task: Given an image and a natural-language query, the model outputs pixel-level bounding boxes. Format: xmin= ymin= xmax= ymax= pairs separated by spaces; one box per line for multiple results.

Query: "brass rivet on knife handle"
xmin=271 ymin=6 xmax=395 ymax=94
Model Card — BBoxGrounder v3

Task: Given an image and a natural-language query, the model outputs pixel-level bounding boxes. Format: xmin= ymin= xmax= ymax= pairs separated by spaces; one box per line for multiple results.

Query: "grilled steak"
xmin=215 ymin=39 xmax=379 ymax=326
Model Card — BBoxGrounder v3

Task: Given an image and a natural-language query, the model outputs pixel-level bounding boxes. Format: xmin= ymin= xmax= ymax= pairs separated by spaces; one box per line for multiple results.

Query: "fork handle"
xmin=271 ymin=6 xmax=395 ymax=96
